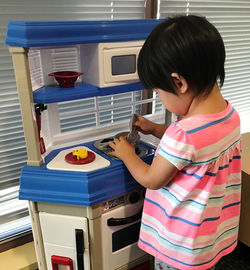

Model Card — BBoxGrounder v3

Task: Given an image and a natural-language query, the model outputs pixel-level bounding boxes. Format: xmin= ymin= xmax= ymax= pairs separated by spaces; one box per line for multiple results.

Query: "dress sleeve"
xmin=157 ymin=122 xmax=195 ymax=170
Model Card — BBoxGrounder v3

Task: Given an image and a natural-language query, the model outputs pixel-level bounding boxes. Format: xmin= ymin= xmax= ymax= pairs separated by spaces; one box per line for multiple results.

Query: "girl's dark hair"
xmin=138 ymin=15 xmax=225 ymax=96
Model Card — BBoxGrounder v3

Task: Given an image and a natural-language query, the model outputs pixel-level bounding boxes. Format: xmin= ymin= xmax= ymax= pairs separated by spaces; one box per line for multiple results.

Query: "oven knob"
xmin=128 ymin=191 xmax=140 ymax=203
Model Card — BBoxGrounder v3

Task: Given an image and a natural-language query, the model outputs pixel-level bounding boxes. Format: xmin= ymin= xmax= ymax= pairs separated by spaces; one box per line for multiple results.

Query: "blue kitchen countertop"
xmin=19 ymin=140 xmax=155 ymax=206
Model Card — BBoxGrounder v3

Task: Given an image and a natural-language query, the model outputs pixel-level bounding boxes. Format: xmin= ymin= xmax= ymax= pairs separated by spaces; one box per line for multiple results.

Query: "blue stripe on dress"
xmin=158 ymin=136 xmax=240 ymax=167
xmin=146 ymin=197 xmax=240 ymax=227
xmin=158 ymin=147 xmax=192 ymax=163
xmin=181 ymin=170 xmax=202 ymax=179
xmin=181 ymin=155 xmax=241 ymax=179
xmin=162 ymin=187 xmax=206 ymax=207
xmin=222 ymin=201 xmax=240 ymax=210
xmin=139 ymin=237 xmax=237 ymax=267
xmin=141 ymin=221 xmax=238 ymax=253
xmin=191 ymin=138 xmax=241 ymax=165
xmin=163 ymin=186 xmax=240 ymax=206
xmin=186 ymin=108 xmax=235 ymax=134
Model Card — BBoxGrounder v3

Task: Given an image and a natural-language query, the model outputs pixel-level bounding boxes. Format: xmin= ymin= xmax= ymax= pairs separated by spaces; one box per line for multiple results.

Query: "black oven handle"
xmin=75 ymin=229 xmax=84 ymax=270
xmin=107 ymin=208 xmax=142 ymax=226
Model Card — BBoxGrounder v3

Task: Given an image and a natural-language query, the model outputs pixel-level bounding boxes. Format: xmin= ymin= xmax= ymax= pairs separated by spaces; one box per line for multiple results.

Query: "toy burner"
xmin=93 ymin=137 xmax=148 ymax=159
xmin=65 ymin=151 xmax=95 ymax=164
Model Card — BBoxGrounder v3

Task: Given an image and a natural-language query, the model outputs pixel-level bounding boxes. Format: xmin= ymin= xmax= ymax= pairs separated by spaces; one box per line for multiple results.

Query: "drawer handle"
xmin=75 ymin=229 xmax=85 ymax=270
xmin=51 ymin=255 xmax=73 ymax=270
xmin=107 ymin=209 xmax=142 ymax=226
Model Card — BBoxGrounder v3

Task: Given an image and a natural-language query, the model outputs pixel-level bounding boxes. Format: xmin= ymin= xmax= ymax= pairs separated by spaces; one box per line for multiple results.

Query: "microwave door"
xmin=111 ymin=55 xmax=136 ymax=76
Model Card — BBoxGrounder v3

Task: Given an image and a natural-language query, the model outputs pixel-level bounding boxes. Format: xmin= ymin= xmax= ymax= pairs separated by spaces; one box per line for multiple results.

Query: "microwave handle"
xmin=107 ymin=208 xmax=142 ymax=226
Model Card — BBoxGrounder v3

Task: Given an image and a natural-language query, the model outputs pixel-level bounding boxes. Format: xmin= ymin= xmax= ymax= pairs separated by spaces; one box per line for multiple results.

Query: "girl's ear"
xmin=171 ymin=73 xmax=188 ymax=95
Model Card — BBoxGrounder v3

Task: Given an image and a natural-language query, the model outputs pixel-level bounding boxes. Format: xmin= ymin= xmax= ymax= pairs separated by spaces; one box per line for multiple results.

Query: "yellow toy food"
xmin=72 ymin=149 xmax=88 ymax=160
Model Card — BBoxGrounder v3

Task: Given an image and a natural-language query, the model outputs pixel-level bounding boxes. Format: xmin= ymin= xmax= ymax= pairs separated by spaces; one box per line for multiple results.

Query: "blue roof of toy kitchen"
xmin=5 ymin=19 xmax=164 ymax=47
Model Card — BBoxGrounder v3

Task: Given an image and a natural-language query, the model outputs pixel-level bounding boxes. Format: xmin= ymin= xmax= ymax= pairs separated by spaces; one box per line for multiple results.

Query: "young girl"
xmin=109 ymin=15 xmax=241 ymax=270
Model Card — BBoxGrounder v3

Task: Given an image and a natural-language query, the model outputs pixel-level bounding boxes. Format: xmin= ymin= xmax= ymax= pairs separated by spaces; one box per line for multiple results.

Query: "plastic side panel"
xmin=19 ymin=166 xmax=90 ymax=205
xmin=80 ymin=43 xmax=100 ymax=87
xmin=5 ymin=19 xmax=165 ymax=47
xmin=18 ymin=163 xmax=141 ymax=206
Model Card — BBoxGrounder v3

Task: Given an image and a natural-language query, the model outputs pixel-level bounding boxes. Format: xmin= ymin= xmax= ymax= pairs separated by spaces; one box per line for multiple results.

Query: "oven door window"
xmin=112 ymin=221 xmax=141 ymax=252
xmin=111 ymin=55 xmax=136 ymax=75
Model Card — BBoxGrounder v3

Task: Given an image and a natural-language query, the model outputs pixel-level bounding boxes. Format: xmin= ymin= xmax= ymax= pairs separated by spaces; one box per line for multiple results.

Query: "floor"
xmin=34 ymin=242 xmax=250 ymax=270
xmin=216 ymin=241 xmax=250 ymax=270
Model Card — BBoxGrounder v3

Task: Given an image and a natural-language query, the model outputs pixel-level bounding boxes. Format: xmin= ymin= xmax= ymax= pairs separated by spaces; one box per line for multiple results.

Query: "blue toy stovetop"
xmin=19 ymin=139 xmax=155 ymax=206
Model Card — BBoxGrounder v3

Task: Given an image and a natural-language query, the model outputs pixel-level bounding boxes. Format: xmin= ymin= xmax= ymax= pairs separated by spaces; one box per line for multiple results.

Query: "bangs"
xmin=137 ymin=45 xmax=155 ymax=90
xmin=138 ymin=36 xmax=176 ymax=93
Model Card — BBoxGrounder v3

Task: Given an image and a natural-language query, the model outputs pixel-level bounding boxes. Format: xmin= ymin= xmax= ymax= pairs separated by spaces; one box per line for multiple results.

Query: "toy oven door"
xmin=101 ymin=196 xmax=146 ymax=270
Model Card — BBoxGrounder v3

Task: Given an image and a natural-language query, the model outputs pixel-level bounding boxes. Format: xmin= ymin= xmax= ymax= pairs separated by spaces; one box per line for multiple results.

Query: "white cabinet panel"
xmin=40 ymin=212 xmax=90 ymax=270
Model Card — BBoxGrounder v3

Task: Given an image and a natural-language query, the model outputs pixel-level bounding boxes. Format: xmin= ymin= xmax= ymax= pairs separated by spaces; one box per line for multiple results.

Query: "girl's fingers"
xmin=119 ymin=136 xmax=127 ymax=141
xmin=113 ymin=137 xmax=120 ymax=143
xmin=109 ymin=140 xmax=116 ymax=149
xmin=108 ymin=151 xmax=115 ymax=156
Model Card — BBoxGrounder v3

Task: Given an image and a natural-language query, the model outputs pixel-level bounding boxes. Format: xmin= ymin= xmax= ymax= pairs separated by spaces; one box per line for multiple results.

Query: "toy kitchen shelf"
xmin=33 ymin=81 xmax=143 ymax=104
xmin=6 ymin=19 xmax=162 ymax=104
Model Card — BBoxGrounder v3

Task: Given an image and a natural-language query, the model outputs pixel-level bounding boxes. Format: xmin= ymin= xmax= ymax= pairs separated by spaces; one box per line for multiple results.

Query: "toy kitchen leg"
xmin=29 ymin=201 xmax=48 ymax=270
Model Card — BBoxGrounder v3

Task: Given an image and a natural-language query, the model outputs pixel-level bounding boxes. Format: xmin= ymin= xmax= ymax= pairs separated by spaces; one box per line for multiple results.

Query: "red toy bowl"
xmin=48 ymin=71 xmax=83 ymax=88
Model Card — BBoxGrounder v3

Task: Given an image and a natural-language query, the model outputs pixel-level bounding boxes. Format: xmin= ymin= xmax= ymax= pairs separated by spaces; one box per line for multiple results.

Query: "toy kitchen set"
xmin=5 ymin=19 xmax=164 ymax=270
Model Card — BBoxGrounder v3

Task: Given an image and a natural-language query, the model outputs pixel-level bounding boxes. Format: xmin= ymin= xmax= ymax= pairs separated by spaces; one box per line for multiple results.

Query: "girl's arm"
xmin=134 ymin=115 xmax=168 ymax=139
xmin=151 ymin=122 xmax=168 ymax=139
xmin=109 ymin=136 xmax=178 ymax=189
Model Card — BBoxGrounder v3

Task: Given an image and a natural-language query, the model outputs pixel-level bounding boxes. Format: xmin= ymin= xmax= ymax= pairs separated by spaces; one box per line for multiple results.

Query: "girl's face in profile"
xmin=154 ymin=88 xmax=194 ymax=117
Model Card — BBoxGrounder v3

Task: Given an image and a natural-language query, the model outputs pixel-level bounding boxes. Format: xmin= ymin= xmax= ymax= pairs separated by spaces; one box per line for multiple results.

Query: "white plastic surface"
xmin=101 ymin=198 xmax=146 ymax=270
xmin=47 ymin=146 xmax=110 ymax=172
xmin=80 ymin=41 xmax=143 ymax=87
xmin=39 ymin=212 xmax=90 ymax=270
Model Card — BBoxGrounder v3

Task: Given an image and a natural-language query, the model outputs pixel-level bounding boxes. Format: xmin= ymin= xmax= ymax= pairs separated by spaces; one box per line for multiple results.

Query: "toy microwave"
xmin=80 ymin=40 xmax=144 ymax=87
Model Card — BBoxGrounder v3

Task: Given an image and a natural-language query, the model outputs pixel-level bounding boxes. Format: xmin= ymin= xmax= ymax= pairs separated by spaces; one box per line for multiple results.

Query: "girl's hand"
xmin=134 ymin=114 xmax=168 ymax=139
xmin=108 ymin=136 xmax=136 ymax=160
xmin=134 ymin=115 xmax=155 ymax=135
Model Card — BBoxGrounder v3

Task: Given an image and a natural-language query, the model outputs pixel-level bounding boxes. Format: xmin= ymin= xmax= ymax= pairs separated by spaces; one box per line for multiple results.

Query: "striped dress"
xmin=138 ymin=101 xmax=241 ymax=270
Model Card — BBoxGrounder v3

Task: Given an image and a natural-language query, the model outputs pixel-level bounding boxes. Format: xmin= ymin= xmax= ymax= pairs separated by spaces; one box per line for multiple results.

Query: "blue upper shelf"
xmin=33 ymin=82 xmax=144 ymax=104
xmin=5 ymin=19 xmax=164 ymax=47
